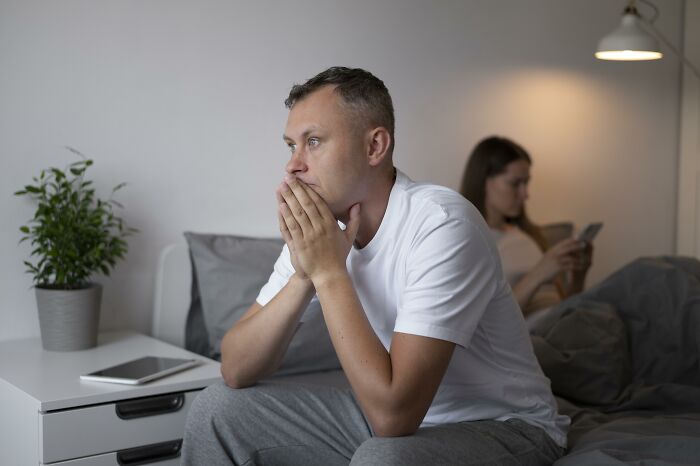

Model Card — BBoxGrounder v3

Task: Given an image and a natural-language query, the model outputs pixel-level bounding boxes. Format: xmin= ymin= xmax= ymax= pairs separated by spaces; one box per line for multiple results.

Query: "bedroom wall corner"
xmin=676 ymin=0 xmax=700 ymax=257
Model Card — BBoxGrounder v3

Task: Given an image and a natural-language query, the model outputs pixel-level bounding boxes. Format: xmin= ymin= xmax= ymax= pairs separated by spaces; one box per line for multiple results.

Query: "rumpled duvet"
xmin=529 ymin=257 xmax=700 ymax=466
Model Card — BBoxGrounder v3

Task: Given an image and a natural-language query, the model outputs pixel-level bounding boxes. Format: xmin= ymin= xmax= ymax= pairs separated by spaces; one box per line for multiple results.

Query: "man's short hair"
xmin=285 ymin=67 xmax=395 ymax=149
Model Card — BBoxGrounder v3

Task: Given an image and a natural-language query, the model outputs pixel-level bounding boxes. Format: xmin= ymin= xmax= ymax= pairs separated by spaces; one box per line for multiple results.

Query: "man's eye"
xmin=288 ymin=143 xmax=296 ymax=153
xmin=308 ymin=137 xmax=320 ymax=147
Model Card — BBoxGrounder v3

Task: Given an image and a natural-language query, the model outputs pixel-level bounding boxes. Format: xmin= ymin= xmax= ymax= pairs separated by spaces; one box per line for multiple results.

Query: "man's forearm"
xmin=314 ymin=271 xmax=455 ymax=437
xmin=313 ymin=272 xmax=404 ymax=430
xmin=220 ymin=274 xmax=315 ymax=388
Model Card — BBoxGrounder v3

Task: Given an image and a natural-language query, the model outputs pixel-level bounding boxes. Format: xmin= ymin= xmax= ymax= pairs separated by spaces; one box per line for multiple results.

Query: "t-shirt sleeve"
xmin=256 ymin=243 xmax=295 ymax=306
xmin=393 ymin=212 xmax=500 ymax=349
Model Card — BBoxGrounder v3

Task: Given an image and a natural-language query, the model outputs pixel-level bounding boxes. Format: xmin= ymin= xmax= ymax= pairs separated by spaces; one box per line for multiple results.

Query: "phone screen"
xmin=577 ymin=222 xmax=603 ymax=242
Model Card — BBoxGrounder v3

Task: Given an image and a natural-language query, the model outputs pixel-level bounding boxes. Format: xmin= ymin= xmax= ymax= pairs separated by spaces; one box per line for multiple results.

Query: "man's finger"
xmin=298 ymin=182 xmax=334 ymax=222
xmin=279 ymin=183 xmax=313 ymax=234
xmin=278 ymin=207 xmax=293 ymax=245
xmin=345 ymin=203 xmax=361 ymax=244
xmin=279 ymin=202 xmax=304 ymax=242
xmin=285 ymin=177 xmax=324 ymax=224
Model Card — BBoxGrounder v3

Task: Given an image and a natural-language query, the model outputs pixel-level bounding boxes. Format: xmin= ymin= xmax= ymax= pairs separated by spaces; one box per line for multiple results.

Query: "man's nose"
xmin=285 ymin=149 xmax=307 ymax=175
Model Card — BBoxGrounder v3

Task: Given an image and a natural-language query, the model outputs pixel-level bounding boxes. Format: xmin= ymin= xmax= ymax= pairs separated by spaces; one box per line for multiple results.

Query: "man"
xmin=182 ymin=67 xmax=568 ymax=465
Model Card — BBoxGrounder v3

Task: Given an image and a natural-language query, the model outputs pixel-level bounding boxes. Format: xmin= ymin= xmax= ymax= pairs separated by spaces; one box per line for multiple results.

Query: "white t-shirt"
xmin=257 ymin=170 xmax=569 ymax=447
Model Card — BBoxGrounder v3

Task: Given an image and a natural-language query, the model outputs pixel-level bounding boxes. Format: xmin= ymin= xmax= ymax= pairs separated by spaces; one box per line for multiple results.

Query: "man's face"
xmin=283 ymin=85 xmax=368 ymax=218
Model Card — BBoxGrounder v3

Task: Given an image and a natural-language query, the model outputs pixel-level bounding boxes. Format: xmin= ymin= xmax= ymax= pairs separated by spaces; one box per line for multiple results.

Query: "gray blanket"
xmin=529 ymin=257 xmax=700 ymax=465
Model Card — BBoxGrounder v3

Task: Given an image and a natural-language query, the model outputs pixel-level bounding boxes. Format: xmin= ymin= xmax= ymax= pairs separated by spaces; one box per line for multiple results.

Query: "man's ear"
xmin=366 ymin=127 xmax=391 ymax=167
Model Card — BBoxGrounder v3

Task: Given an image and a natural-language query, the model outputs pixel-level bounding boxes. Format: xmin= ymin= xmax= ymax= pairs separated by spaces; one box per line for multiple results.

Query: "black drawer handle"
xmin=116 ymin=393 xmax=185 ymax=420
xmin=117 ymin=439 xmax=182 ymax=465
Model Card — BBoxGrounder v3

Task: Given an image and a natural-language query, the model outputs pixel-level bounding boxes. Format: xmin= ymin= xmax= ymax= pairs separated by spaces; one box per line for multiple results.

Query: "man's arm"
xmin=219 ymin=273 xmax=314 ymax=388
xmin=315 ymin=271 xmax=456 ymax=437
xmin=279 ymin=177 xmax=457 ymax=437
xmin=221 ymin=187 xmax=321 ymax=388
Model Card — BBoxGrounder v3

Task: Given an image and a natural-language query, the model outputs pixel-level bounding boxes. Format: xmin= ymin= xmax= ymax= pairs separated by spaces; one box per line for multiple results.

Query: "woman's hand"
xmin=568 ymin=241 xmax=593 ymax=295
xmin=532 ymin=238 xmax=586 ymax=286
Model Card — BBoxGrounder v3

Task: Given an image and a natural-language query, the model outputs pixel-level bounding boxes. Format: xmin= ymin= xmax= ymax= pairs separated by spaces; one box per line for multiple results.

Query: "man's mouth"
xmin=298 ymin=180 xmax=318 ymax=190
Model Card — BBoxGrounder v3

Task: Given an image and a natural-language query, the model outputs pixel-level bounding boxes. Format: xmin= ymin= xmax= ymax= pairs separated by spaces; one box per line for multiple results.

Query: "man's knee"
xmin=186 ymin=381 xmax=252 ymax=431
xmin=351 ymin=437 xmax=410 ymax=466
xmin=183 ymin=381 xmax=258 ymax=464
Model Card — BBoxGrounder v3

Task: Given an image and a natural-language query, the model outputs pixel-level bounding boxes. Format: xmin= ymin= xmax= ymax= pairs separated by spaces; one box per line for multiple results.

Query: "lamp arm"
xmin=638 ymin=0 xmax=660 ymax=24
xmin=642 ymin=18 xmax=700 ymax=80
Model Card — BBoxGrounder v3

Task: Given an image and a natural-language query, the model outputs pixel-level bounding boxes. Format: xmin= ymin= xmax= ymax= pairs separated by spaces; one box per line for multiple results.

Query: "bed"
xmin=153 ymin=234 xmax=700 ymax=465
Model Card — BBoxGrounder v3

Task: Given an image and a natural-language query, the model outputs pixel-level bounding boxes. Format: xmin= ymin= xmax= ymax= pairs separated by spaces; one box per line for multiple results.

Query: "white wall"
xmin=677 ymin=0 xmax=700 ymax=255
xmin=0 ymin=0 xmax=683 ymax=341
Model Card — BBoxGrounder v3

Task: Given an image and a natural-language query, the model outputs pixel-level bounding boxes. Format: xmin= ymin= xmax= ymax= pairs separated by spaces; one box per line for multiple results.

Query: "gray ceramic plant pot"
xmin=35 ymin=283 xmax=102 ymax=351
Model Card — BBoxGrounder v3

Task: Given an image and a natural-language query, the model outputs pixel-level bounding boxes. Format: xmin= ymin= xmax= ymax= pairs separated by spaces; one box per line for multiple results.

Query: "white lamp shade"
xmin=595 ymin=13 xmax=662 ymax=61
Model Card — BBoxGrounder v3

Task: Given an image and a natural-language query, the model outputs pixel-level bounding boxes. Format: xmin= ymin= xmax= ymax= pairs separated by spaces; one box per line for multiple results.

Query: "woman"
xmin=460 ymin=136 xmax=592 ymax=317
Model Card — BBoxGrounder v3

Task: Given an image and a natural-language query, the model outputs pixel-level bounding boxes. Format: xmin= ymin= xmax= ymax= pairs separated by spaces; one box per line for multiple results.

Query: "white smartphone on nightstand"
xmin=80 ymin=356 xmax=199 ymax=385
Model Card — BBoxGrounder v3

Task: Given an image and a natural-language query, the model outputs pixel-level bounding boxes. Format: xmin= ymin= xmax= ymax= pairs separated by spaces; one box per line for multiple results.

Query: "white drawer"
xmin=50 ymin=439 xmax=182 ymax=465
xmin=40 ymin=390 xmax=198 ymax=463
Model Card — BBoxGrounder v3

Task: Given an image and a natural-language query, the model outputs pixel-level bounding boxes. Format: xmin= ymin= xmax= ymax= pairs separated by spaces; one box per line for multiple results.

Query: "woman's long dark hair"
xmin=459 ymin=136 xmax=548 ymax=251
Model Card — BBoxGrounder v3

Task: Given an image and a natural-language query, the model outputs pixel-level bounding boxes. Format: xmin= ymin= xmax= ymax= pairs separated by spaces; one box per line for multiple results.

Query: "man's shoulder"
xmin=391 ymin=172 xmax=497 ymax=259
xmin=395 ymin=171 xmax=480 ymax=225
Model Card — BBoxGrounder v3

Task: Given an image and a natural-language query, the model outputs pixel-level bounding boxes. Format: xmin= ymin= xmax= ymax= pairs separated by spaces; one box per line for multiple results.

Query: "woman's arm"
xmin=563 ymin=242 xmax=594 ymax=297
xmin=512 ymin=238 xmax=585 ymax=314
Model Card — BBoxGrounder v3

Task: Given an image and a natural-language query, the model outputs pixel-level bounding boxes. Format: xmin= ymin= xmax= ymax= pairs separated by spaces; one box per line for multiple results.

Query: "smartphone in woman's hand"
xmin=577 ymin=222 xmax=603 ymax=243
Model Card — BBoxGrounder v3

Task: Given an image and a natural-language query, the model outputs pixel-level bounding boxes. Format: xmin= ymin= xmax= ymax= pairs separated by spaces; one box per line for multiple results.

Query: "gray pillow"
xmin=184 ymin=232 xmax=340 ymax=375
xmin=530 ymin=301 xmax=633 ymax=405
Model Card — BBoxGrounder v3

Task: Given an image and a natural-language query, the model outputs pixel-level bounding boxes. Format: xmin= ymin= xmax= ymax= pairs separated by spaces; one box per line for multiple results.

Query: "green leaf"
xmin=50 ymin=168 xmax=65 ymax=180
xmin=19 ymin=226 xmax=30 ymax=234
xmin=65 ymin=146 xmax=85 ymax=158
xmin=112 ymin=182 xmax=127 ymax=192
xmin=25 ymin=186 xmax=41 ymax=194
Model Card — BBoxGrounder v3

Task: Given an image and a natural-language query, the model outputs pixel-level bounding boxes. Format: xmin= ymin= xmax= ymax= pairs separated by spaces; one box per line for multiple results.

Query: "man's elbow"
xmin=220 ymin=364 xmax=255 ymax=389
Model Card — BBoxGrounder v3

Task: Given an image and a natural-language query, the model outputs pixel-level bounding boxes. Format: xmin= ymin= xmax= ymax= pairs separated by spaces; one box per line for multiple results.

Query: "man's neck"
xmin=354 ymin=168 xmax=396 ymax=249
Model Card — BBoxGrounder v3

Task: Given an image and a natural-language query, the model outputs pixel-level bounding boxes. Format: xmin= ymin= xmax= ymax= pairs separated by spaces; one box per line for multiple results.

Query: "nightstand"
xmin=0 ymin=331 xmax=221 ymax=465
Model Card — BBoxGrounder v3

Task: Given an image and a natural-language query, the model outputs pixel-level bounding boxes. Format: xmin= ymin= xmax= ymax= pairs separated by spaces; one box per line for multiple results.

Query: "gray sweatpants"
xmin=181 ymin=380 xmax=564 ymax=466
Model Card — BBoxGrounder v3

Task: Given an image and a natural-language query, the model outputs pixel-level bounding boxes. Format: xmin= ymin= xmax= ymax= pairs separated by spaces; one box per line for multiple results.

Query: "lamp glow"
xmin=595 ymin=50 xmax=663 ymax=61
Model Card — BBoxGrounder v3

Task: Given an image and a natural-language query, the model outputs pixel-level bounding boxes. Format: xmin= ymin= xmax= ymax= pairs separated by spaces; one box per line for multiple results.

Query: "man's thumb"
xmin=345 ymin=203 xmax=361 ymax=242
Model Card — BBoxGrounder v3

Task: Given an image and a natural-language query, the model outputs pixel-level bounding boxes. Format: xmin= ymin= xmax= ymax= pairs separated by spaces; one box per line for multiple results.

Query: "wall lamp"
xmin=595 ymin=0 xmax=700 ymax=79
xmin=595 ymin=0 xmax=661 ymax=61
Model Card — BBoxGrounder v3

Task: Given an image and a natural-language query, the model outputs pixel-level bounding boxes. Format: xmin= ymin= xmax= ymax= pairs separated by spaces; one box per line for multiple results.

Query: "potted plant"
xmin=14 ymin=148 xmax=136 ymax=351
